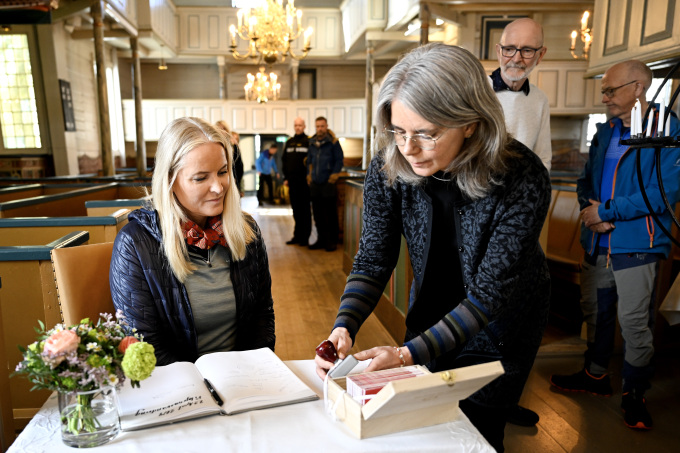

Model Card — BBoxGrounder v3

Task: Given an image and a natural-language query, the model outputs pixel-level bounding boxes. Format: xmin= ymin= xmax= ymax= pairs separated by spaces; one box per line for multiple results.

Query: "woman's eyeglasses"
xmin=385 ymin=129 xmax=444 ymax=151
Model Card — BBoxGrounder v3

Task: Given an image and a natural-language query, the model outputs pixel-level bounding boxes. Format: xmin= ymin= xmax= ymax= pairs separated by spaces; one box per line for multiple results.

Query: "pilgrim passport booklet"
xmin=116 ymin=347 xmax=318 ymax=431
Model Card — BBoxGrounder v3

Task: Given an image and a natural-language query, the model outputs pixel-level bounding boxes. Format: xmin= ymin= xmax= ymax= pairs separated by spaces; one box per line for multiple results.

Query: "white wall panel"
xmin=252 ymin=108 xmax=267 ymax=129
xmin=272 ymin=108 xmax=288 ymax=131
xmin=332 ymin=107 xmax=346 ymax=135
xmin=350 ymin=106 xmax=363 ymax=135
xmin=537 ymin=70 xmax=559 ymax=109
xmin=123 ymin=99 xmax=366 ymax=141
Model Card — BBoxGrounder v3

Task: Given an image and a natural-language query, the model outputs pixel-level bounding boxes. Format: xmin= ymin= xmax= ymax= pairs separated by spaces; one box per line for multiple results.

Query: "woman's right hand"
xmin=314 ymin=327 xmax=351 ymax=380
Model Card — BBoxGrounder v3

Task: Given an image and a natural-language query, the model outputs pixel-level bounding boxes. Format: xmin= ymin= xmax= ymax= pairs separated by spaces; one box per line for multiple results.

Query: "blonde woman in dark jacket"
xmin=111 ymin=117 xmax=275 ymax=366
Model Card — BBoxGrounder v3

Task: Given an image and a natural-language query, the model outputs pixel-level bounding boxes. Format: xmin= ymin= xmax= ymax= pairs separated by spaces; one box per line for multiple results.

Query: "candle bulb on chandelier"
xmin=304 ymin=27 xmax=313 ymax=48
xmin=659 ymin=101 xmax=665 ymax=137
xmin=646 ymin=109 xmax=653 ymax=137
xmin=249 ymin=16 xmax=257 ymax=37
xmin=229 ymin=25 xmax=237 ymax=47
xmin=581 ymin=11 xmax=589 ymax=32
xmin=570 ymin=31 xmax=577 ymax=50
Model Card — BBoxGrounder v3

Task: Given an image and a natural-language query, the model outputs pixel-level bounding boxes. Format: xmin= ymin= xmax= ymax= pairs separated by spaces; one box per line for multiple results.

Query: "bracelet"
xmin=394 ymin=347 xmax=405 ymax=367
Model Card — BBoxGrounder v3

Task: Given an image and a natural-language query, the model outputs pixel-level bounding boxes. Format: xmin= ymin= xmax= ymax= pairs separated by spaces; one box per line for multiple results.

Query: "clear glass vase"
xmin=58 ymin=385 xmax=120 ymax=448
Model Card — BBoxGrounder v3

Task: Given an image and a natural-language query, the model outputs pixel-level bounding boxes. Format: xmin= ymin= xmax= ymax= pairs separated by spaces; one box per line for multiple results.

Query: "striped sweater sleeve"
xmin=404 ymin=293 xmax=490 ymax=365
xmin=333 ymin=273 xmax=385 ymax=341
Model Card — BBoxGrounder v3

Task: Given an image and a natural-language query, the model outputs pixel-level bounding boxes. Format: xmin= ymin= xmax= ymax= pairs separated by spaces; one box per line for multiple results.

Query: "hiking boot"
xmin=550 ymin=368 xmax=613 ymax=396
xmin=621 ymin=390 xmax=653 ymax=430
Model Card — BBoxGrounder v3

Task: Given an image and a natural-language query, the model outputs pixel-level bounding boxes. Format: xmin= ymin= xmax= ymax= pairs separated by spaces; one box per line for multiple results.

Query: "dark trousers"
xmin=310 ymin=182 xmax=338 ymax=247
xmin=257 ymin=174 xmax=274 ymax=204
xmin=459 ymin=399 xmax=508 ymax=452
xmin=288 ymin=178 xmax=311 ymax=242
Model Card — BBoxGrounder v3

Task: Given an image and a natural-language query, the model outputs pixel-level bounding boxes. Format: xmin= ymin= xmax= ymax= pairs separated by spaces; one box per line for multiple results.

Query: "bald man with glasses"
xmin=490 ymin=17 xmax=551 ymax=428
xmin=551 ymin=60 xmax=680 ymax=431
xmin=491 ymin=17 xmax=552 ymax=171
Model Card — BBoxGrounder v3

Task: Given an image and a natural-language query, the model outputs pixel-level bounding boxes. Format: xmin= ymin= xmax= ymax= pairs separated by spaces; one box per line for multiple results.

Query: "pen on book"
xmin=204 ymin=378 xmax=224 ymax=406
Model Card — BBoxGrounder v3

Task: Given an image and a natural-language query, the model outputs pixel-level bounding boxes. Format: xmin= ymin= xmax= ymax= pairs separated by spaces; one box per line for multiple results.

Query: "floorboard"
xmin=245 ymin=196 xmax=680 ymax=453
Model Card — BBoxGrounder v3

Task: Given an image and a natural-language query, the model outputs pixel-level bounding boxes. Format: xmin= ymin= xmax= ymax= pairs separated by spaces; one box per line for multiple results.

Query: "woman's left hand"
xmin=354 ymin=346 xmax=413 ymax=372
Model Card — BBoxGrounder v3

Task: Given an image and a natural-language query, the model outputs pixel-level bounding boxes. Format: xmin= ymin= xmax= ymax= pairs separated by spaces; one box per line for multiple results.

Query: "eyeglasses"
xmin=498 ymin=45 xmax=543 ymax=59
xmin=600 ymin=80 xmax=637 ymax=98
xmin=385 ymin=129 xmax=446 ymax=151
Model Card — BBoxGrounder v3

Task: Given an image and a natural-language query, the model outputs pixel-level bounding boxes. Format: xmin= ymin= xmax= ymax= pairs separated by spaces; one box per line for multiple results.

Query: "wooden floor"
xmin=244 ymin=196 xmax=680 ymax=453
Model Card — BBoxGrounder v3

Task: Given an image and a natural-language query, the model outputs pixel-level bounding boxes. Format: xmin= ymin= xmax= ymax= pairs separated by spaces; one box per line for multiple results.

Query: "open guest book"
xmin=117 ymin=347 xmax=318 ymax=431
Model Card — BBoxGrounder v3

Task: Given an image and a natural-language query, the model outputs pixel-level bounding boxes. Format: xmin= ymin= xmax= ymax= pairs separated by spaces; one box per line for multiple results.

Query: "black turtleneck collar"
xmin=490 ymin=68 xmax=530 ymax=96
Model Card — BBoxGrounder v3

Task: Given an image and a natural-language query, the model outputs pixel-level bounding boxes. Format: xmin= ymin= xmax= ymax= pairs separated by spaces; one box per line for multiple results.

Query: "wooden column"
xmin=290 ymin=60 xmax=299 ymax=100
xmin=91 ymin=0 xmax=113 ymax=176
xmin=420 ymin=2 xmax=430 ymax=45
xmin=130 ymin=36 xmax=146 ymax=177
xmin=217 ymin=56 xmax=227 ymax=99
xmin=363 ymin=42 xmax=375 ymax=169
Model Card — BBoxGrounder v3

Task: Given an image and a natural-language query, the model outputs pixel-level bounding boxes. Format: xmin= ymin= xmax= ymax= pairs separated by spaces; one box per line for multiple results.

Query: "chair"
xmin=50 ymin=242 xmax=115 ymax=326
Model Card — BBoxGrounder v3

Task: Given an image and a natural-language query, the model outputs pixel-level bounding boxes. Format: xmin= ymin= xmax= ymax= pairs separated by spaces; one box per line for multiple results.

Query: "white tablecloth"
xmin=8 ymin=360 xmax=495 ymax=453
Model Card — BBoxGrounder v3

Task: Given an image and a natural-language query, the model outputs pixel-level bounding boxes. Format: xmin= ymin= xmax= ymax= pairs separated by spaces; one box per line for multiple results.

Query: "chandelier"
xmin=244 ymin=67 xmax=281 ymax=103
xmin=229 ymin=0 xmax=313 ymax=64
xmin=569 ymin=10 xmax=592 ymax=60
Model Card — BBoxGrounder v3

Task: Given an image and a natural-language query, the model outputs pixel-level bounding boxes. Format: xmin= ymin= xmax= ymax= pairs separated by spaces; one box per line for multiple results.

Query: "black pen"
xmin=204 ymin=378 xmax=224 ymax=406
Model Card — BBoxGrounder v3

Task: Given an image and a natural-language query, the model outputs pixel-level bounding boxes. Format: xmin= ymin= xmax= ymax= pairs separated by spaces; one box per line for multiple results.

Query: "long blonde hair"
xmin=152 ymin=117 xmax=255 ymax=282
xmin=376 ymin=43 xmax=512 ymax=199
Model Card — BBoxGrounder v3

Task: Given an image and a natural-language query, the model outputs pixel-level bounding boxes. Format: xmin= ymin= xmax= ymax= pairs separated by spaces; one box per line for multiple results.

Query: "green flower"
xmin=121 ymin=342 xmax=156 ymax=382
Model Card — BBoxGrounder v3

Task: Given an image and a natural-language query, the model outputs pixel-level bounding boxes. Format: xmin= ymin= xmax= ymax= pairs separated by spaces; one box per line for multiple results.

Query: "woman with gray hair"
xmin=111 ymin=117 xmax=275 ymax=366
xmin=315 ymin=43 xmax=550 ymax=451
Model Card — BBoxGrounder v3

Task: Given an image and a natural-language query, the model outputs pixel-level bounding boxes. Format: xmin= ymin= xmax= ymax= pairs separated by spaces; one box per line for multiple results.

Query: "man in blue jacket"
xmin=551 ymin=60 xmax=680 ymax=430
xmin=307 ymin=116 xmax=344 ymax=251
xmin=256 ymin=144 xmax=280 ymax=206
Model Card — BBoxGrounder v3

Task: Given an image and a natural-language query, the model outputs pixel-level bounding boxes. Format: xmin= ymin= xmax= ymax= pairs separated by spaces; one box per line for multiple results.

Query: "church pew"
xmin=0 ymin=231 xmax=90 ymax=431
xmin=545 ymin=187 xmax=583 ymax=285
xmin=0 ymin=182 xmax=148 ymax=218
xmin=0 ymin=209 xmax=130 ymax=246
xmin=86 ymin=199 xmax=146 ymax=217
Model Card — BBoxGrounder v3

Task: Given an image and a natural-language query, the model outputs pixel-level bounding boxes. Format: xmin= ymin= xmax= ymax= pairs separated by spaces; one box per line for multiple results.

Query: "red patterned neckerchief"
xmin=181 ymin=216 xmax=228 ymax=250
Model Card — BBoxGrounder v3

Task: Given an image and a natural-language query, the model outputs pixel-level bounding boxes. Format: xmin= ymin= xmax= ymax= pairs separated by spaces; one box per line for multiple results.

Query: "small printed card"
xmin=345 ymin=366 xmax=427 ymax=405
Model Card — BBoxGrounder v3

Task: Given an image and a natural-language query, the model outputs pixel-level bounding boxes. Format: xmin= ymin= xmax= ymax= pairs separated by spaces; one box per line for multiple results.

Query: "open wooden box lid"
xmin=362 ymin=361 xmax=504 ymax=420
xmin=326 ymin=361 xmax=504 ymax=438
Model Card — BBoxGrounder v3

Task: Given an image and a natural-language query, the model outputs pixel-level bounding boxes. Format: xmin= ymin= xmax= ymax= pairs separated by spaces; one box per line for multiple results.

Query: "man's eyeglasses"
xmin=498 ymin=45 xmax=543 ymax=59
xmin=600 ymin=80 xmax=637 ymax=98
xmin=385 ymin=129 xmax=445 ymax=151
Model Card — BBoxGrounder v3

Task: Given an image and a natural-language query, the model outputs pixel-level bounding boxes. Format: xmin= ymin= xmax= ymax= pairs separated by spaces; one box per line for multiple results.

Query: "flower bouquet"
xmin=13 ymin=312 xmax=156 ymax=448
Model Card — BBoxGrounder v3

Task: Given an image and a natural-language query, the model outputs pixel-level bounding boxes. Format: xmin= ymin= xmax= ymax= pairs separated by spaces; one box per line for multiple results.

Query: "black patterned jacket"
xmin=335 ymin=140 xmax=551 ymax=406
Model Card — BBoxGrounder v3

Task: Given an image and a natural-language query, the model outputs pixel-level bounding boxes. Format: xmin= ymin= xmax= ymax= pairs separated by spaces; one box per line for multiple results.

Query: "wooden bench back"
xmin=0 ymin=209 xmax=130 ymax=246
xmin=0 ymin=231 xmax=90 ymax=432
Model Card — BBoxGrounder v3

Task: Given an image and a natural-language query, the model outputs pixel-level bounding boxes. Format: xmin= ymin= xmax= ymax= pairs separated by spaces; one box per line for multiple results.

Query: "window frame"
xmin=0 ymin=25 xmax=50 ymax=156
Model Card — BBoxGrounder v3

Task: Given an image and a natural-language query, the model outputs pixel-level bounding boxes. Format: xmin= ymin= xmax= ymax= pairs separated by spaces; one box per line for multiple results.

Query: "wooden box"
xmin=325 ymin=361 xmax=504 ymax=439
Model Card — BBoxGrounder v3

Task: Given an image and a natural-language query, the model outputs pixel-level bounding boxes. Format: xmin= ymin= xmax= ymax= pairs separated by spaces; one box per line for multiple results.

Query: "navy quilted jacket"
xmin=110 ymin=208 xmax=275 ymax=366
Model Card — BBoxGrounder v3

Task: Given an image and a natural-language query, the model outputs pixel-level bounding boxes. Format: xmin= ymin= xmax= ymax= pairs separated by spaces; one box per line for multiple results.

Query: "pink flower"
xmin=43 ymin=330 xmax=80 ymax=359
xmin=118 ymin=336 xmax=139 ymax=354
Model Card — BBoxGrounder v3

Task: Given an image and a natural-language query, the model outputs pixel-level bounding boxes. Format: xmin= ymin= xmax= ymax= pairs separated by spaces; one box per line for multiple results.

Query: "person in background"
xmin=256 ymin=143 xmax=280 ymax=206
xmin=215 ymin=120 xmax=244 ymax=196
xmin=111 ymin=117 xmax=275 ymax=366
xmin=282 ymin=117 xmax=311 ymax=246
xmin=491 ymin=16 xmax=552 ymax=427
xmin=306 ymin=117 xmax=344 ymax=252
xmin=550 ymin=60 xmax=680 ymax=430
xmin=315 ymin=43 xmax=551 ymax=452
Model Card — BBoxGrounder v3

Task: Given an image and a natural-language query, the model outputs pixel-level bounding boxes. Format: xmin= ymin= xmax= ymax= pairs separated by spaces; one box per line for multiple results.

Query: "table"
xmin=7 ymin=360 xmax=495 ymax=453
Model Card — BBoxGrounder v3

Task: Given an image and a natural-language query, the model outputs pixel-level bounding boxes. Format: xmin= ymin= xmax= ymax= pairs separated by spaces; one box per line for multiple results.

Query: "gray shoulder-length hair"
xmin=376 ymin=43 xmax=512 ymax=199
xmin=151 ymin=117 xmax=255 ymax=282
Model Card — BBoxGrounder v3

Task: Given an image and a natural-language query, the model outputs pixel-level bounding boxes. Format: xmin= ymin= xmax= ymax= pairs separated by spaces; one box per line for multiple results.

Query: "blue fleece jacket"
xmin=577 ymin=105 xmax=680 ymax=258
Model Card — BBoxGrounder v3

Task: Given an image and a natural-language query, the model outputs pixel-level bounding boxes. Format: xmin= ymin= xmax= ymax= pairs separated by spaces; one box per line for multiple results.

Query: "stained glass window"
xmin=0 ymin=35 xmax=41 ymax=149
